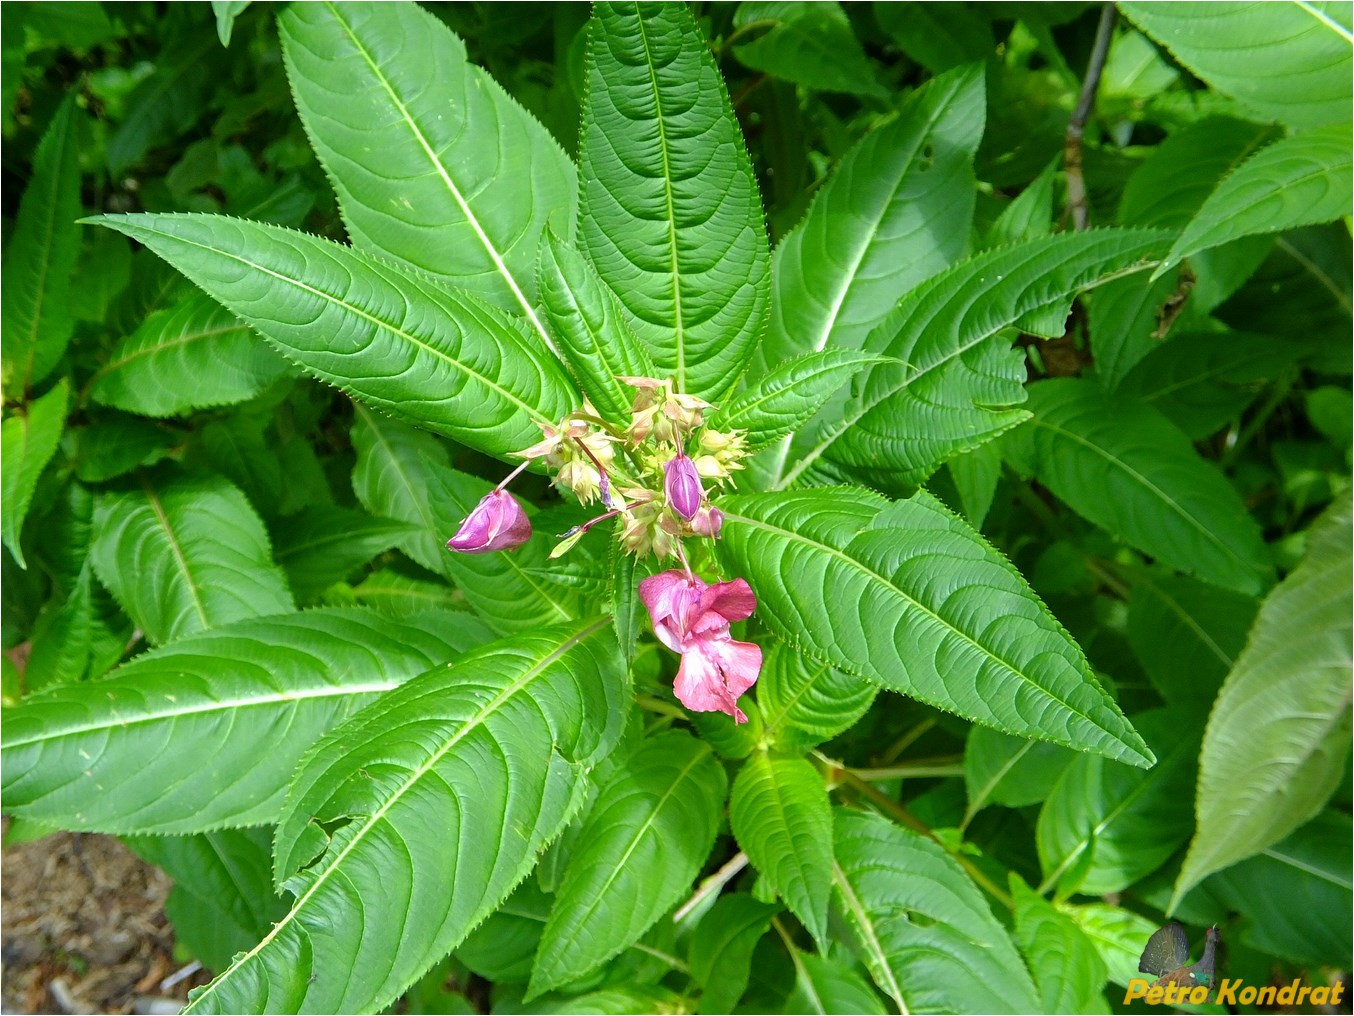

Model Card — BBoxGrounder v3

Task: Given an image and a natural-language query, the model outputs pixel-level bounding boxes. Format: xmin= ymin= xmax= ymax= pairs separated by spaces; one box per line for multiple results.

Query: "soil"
xmin=2 ymin=830 xmax=211 ymax=1015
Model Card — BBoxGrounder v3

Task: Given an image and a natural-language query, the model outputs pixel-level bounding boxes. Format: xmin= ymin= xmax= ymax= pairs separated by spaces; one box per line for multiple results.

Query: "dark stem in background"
xmin=1064 ymin=2 xmax=1118 ymax=231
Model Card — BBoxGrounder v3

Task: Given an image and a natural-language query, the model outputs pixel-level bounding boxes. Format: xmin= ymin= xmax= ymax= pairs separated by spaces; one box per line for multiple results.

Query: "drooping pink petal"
xmin=640 ymin=570 xmax=763 ymax=723
xmin=672 ymin=633 xmax=763 ymax=723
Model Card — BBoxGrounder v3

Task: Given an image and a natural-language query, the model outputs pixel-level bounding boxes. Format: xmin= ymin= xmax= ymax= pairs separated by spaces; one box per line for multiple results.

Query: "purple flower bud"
xmin=446 ymin=489 xmax=532 ymax=554
xmin=664 ymin=452 xmax=704 ymax=521
xmin=690 ymin=506 xmax=723 ymax=538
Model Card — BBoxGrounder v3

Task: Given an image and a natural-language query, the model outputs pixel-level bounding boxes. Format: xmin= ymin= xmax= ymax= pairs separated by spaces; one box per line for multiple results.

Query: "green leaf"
xmin=1116 ymin=328 xmax=1294 ymax=439
xmin=346 ymin=568 xmax=462 ymax=615
xmin=1119 ymin=117 xmax=1279 ymax=230
xmin=25 ymin=563 xmax=95 ymax=691
xmin=1010 ymin=875 xmax=1108 ymax=1014
xmin=537 ymin=231 xmax=658 ymax=423
xmin=687 ymin=893 xmax=778 ymax=1015
xmin=781 ymin=229 xmax=1172 ymax=490
xmin=279 ymin=1 xmax=575 ymax=342
xmin=88 ymin=293 xmax=289 ymax=417
xmin=1119 ymin=2 xmax=1353 ymax=130
xmin=1005 ymin=378 xmax=1271 ymax=595
xmin=1036 ymin=710 xmax=1202 ymax=896
xmin=717 ymin=489 xmax=1154 ymax=767
xmin=1126 ymin=572 xmax=1258 ymax=708
xmin=580 ymin=1 xmax=769 ymax=399
xmin=349 ymin=407 xmax=581 ymax=633
xmin=833 ymin=809 xmax=1041 ymax=1014
xmin=1 ymin=95 xmax=81 ymax=397
xmin=963 ymin=726 xmax=1075 ymax=816
xmin=1159 ymin=124 xmax=1354 ymax=277
xmin=1 ymin=378 xmax=70 ymax=568
xmin=187 ymin=618 xmax=626 ymax=1014
xmin=90 ymin=473 xmax=295 ymax=645
xmin=1086 ymin=266 xmax=1184 ymax=390
xmin=456 ymin=880 xmax=551 ymax=983
xmin=2 ymin=608 xmax=486 ymax=832
xmin=1063 ymin=902 xmax=1160 ymax=989
xmin=944 ymin=439 xmax=1003 ymax=528
xmin=86 ymin=212 xmax=578 ymax=458
xmin=271 ymin=505 xmax=416 ymax=602
xmin=729 ymin=751 xmax=833 ymax=947
xmin=757 ymin=640 xmax=875 ymax=753
xmin=984 ymin=158 xmax=1057 ymax=249
xmin=1174 ymin=493 xmax=1353 ymax=904
xmin=529 ymin=729 xmax=727 ymax=996
xmin=1207 ymin=810 xmax=1352 ymax=968
xmin=211 ymin=1 xmax=250 ymax=46
xmin=126 ymin=828 xmax=284 ymax=971
xmin=74 ymin=415 xmax=175 ymax=484
xmin=350 ymin=407 xmax=454 ymax=576
xmin=874 ymin=2 xmax=995 ymax=74
xmin=731 ymin=3 xmax=884 ymax=97
xmin=782 ymin=951 xmax=887 ymax=1015
xmin=714 ymin=349 xmax=893 ymax=450
xmin=762 ymin=65 xmax=983 ymax=367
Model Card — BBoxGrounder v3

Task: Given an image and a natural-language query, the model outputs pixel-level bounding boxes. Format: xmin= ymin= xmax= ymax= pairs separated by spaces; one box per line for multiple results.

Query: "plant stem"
xmin=672 ymin=851 xmax=749 ymax=923
xmin=1064 ymin=2 xmax=1117 ymax=231
xmin=846 ymin=760 xmax=965 ymax=781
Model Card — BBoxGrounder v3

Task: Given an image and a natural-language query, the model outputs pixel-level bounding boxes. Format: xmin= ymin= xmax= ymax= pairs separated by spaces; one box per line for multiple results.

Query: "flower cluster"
xmin=445 ymin=376 xmax=761 ymax=721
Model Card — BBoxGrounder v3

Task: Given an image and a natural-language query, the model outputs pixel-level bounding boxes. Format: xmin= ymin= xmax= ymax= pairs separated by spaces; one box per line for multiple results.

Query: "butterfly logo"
xmin=1138 ymin=922 xmax=1222 ymax=989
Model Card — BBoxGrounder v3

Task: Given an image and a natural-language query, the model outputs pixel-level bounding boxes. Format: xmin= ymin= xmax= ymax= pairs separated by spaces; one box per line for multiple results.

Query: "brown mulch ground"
xmin=2 ymin=830 xmax=210 ymax=1015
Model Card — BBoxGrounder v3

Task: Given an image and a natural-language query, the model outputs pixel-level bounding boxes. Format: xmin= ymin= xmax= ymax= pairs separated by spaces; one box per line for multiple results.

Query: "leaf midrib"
xmin=1028 ymin=414 xmax=1253 ymax=576
xmin=324 ymin=2 xmax=558 ymax=356
xmin=120 ymin=219 xmax=555 ymax=431
xmin=187 ymin=619 xmax=608 ymax=1012
xmin=87 ymin=322 xmax=247 ymax=386
xmin=722 ymin=506 xmax=1138 ymax=760
xmin=541 ymin=744 xmax=712 ymax=971
xmin=833 ymin=860 xmax=908 ymax=1015
xmin=5 ymin=679 xmax=396 ymax=748
xmin=141 ymin=479 xmax=210 ymax=632
xmin=776 ymin=252 xmax=1160 ymax=489
xmin=634 ymin=6 xmax=687 ymax=391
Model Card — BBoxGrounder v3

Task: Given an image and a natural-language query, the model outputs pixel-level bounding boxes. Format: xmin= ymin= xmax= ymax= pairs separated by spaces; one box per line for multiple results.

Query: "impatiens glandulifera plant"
xmin=3 ymin=2 xmax=1350 ymax=1014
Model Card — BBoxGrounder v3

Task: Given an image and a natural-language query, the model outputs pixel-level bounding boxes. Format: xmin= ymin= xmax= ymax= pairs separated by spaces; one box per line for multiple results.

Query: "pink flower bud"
xmin=446 ymin=489 xmax=531 ymax=554
xmin=690 ymin=506 xmax=723 ymax=538
xmin=664 ymin=452 xmax=703 ymax=521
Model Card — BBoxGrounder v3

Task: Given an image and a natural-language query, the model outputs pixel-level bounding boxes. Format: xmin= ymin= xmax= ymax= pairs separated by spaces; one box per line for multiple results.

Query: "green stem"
xmin=1221 ymin=370 xmax=1296 ymax=469
xmin=846 ymin=761 xmax=964 ymax=781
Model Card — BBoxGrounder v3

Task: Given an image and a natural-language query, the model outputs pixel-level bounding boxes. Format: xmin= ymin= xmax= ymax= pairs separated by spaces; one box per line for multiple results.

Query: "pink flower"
xmin=664 ymin=452 xmax=704 ymax=521
xmin=638 ymin=571 xmax=763 ymax=723
xmin=446 ymin=489 xmax=531 ymax=553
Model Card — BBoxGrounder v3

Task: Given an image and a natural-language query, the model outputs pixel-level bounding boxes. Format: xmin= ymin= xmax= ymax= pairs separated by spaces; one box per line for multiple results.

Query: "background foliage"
xmin=2 ymin=2 xmax=1350 ymax=1014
